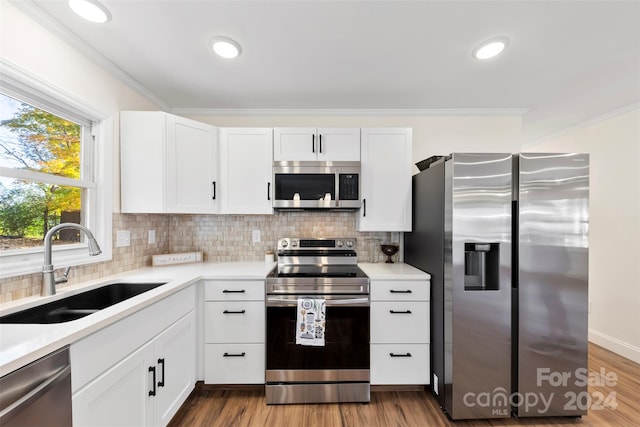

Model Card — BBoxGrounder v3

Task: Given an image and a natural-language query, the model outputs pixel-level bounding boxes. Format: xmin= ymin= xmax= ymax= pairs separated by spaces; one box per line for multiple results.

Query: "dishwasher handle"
xmin=0 ymin=365 xmax=70 ymax=422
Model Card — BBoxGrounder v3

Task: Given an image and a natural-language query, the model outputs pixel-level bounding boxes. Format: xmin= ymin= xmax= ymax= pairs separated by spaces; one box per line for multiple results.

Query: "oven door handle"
xmin=266 ymin=296 xmax=369 ymax=307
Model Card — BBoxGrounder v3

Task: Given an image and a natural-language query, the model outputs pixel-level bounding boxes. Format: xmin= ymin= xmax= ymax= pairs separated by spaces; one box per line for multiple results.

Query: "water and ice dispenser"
xmin=464 ymin=243 xmax=500 ymax=291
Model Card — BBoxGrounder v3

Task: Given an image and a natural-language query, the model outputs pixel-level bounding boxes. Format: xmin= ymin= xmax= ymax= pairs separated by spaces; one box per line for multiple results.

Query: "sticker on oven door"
xmin=296 ymin=298 xmax=326 ymax=346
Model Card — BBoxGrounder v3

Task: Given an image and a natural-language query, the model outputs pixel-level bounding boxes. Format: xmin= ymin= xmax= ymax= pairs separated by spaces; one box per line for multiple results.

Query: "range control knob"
xmin=336 ymin=240 xmax=343 ymax=248
xmin=345 ymin=240 xmax=354 ymax=248
xmin=280 ymin=239 xmax=288 ymax=248
xmin=291 ymin=240 xmax=298 ymax=247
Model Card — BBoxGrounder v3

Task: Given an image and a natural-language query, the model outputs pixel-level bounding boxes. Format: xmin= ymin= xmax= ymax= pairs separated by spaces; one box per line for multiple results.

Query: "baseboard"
xmin=589 ymin=329 xmax=640 ymax=363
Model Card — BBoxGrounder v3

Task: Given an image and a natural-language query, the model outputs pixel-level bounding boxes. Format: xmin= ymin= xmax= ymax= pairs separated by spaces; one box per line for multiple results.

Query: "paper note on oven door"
xmin=296 ymin=298 xmax=326 ymax=346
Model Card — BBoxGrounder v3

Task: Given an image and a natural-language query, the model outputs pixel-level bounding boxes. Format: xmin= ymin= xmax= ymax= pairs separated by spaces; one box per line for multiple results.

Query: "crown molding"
xmin=171 ymin=107 xmax=530 ymax=117
xmin=523 ymin=102 xmax=640 ymax=147
xmin=8 ymin=0 xmax=170 ymax=111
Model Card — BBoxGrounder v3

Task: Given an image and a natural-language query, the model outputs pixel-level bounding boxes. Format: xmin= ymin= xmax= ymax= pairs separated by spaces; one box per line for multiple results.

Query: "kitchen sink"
xmin=0 ymin=282 xmax=166 ymax=324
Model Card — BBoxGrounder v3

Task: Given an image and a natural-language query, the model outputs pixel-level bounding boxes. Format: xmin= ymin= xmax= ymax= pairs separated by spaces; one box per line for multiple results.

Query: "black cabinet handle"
xmin=312 ymin=134 xmax=315 ymax=153
xmin=390 ymin=353 xmax=412 ymax=358
xmin=157 ymin=358 xmax=165 ymax=388
xmin=212 ymin=181 xmax=216 ymax=200
xmin=389 ymin=310 xmax=412 ymax=314
xmin=222 ymin=289 xmax=246 ymax=293
xmin=363 ymin=198 xmax=366 ymax=217
xmin=390 ymin=290 xmax=412 ymax=294
xmin=223 ymin=309 xmax=246 ymax=314
xmin=223 ymin=352 xmax=246 ymax=357
xmin=267 ymin=182 xmax=271 ymax=201
xmin=148 ymin=366 xmax=156 ymax=396
xmin=319 ymin=134 xmax=322 ymax=153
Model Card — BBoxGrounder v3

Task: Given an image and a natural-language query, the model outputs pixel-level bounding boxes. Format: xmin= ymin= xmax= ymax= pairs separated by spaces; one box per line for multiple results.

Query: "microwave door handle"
xmin=267 ymin=182 xmax=271 ymax=201
xmin=319 ymin=134 xmax=322 ymax=153
xmin=312 ymin=134 xmax=315 ymax=153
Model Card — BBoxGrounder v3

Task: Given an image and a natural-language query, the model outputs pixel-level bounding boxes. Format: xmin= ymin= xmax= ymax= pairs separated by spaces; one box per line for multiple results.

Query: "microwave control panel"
xmin=339 ymin=174 xmax=359 ymax=201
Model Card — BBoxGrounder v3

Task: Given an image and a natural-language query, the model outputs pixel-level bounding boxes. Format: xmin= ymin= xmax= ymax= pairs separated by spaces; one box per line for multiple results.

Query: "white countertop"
xmin=0 ymin=261 xmax=275 ymax=377
xmin=359 ymin=262 xmax=430 ymax=280
xmin=0 ymin=261 xmax=428 ymax=377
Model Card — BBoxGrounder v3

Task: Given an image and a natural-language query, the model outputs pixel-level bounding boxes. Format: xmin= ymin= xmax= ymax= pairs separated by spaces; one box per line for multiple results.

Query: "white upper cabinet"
xmin=219 ymin=128 xmax=274 ymax=214
xmin=357 ymin=128 xmax=413 ymax=232
xmin=120 ymin=111 xmax=219 ymax=214
xmin=273 ymin=128 xmax=360 ymax=161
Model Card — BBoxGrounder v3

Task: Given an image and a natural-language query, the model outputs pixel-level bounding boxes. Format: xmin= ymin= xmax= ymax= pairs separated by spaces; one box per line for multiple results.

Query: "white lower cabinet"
xmin=71 ymin=287 xmax=196 ymax=427
xmin=203 ymin=280 xmax=265 ymax=384
xmin=370 ymin=278 xmax=430 ymax=385
xmin=204 ymin=343 xmax=265 ymax=384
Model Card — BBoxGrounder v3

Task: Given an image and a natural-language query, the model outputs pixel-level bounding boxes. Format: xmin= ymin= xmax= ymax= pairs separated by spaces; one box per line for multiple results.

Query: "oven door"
xmin=266 ymin=295 xmax=369 ymax=382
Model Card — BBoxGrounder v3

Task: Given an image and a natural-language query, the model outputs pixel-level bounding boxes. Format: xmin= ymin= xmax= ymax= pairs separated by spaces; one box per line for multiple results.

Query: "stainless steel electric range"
xmin=265 ymin=237 xmax=370 ymax=405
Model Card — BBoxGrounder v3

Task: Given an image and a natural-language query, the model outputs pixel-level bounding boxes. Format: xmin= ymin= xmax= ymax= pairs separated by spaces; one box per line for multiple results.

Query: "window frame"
xmin=0 ymin=62 xmax=112 ymax=279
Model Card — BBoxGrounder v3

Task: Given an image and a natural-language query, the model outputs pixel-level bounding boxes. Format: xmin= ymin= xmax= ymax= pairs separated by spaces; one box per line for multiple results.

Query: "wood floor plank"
xmin=169 ymin=343 xmax=639 ymax=427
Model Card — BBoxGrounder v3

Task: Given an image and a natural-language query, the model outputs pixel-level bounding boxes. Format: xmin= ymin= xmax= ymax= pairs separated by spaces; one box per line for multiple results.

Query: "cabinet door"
xmin=219 ymin=128 xmax=273 ymax=214
xmin=73 ymin=342 xmax=155 ymax=427
xmin=154 ymin=311 xmax=196 ymax=426
xmin=120 ymin=111 xmax=167 ymax=213
xmin=273 ymin=128 xmax=317 ymax=161
xmin=316 ymin=128 xmax=360 ymax=161
xmin=166 ymin=115 xmax=219 ymax=213
xmin=358 ymin=128 xmax=412 ymax=231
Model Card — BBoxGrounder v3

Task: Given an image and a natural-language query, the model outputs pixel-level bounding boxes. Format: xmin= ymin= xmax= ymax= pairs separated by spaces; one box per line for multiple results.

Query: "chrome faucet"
xmin=42 ymin=223 xmax=102 ymax=296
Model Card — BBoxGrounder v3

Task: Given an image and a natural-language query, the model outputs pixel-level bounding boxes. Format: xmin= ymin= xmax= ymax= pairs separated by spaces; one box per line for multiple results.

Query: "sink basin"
xmin=0 ymin=282 xmax=166 ymax=324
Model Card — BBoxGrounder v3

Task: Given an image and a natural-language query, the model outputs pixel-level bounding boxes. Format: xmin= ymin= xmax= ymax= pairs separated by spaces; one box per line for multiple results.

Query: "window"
xmin=0 ymin=66 xmax=112 ymax=278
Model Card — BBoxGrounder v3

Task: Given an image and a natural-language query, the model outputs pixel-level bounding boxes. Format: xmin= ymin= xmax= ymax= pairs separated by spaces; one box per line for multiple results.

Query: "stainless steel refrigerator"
xmin=404 ymin=153 xmax=589 ymax=420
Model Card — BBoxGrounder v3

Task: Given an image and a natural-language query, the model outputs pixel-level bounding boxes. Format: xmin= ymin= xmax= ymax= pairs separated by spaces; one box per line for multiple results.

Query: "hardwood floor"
xmin=168 ymin=344 xmax=640 ymax=427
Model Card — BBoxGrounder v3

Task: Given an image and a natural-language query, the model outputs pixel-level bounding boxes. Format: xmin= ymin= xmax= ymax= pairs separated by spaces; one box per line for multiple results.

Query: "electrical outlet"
xmin=252 ymin=229 xmax=261 ymax=243
xmin=148 ymin=230 xmax=156 ymax=244
xmin=116 ymin=230 xmax=130 ymax=247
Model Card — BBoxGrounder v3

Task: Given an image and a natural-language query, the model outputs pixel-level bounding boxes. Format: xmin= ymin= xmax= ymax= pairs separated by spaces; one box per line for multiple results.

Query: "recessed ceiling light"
xmin=473 ymin=37 xmax=509 ymax=60
xmin=211 ymin=37 xmax=242 ymax=59
xmin=68 ymin=0 xmax=111 ymax=23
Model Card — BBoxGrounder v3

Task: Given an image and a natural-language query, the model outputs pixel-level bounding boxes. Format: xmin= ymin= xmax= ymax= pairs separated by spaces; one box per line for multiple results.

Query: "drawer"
xmin=371 ymin=344 xmax=430 ymax=385
xmin=370 ymin=280 xmax=429 ymax=301
xmin=204 ymin=301 xmax=264 ymax=343
xmin=204 ymin=344 xmax=265 ymax=384
xmin=371 ymin=301 xmax=429 ymax=343
xmin=204 ymin=280 xmax=264 ymax=301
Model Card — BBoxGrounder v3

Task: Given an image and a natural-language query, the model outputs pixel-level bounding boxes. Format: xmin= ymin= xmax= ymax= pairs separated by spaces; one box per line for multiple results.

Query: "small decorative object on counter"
xmin=265 ymin=249 xmax=275 ymax=264
xmin=380 ymin=244 xmax=399 ymax=263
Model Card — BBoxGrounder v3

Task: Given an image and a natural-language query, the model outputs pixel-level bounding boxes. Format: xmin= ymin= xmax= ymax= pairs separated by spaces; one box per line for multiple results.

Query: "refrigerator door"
xmin=516 ymin=153 xmax=589 ymax=417
xmin=445 ymin=153 xmax=513 ymax=419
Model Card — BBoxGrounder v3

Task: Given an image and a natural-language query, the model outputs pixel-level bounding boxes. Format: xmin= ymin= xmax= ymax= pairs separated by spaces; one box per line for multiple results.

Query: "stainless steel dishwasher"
xmin=0 ymin=346 xmax=72 ymax=427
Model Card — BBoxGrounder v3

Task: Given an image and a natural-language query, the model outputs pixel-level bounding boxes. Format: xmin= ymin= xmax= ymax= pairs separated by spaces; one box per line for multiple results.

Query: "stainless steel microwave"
xmin=272 ymin=161 xmax=361 ymax=210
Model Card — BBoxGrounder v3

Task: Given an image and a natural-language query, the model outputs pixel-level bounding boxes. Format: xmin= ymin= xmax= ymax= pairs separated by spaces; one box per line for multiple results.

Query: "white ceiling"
xmin=12 ymin=0 xmax=640 ymax=141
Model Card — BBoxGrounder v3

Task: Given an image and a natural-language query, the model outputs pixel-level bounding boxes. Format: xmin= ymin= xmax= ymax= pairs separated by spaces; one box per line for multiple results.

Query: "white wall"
xmin=524 ymin=107 xmax=640 ymax=362
xmin=0 ymin=2 xmax=161 ymax=212
xmin=183 ymin=113 xmax=523 ymax=172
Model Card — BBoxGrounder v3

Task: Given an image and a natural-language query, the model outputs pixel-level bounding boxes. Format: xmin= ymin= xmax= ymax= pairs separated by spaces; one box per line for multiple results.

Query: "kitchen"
xmin=1 ymin=1 xmax=639 ymax=426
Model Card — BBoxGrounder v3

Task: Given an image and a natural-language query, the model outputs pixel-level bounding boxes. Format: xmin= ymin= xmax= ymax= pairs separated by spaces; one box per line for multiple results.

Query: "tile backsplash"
xmin=0 ymin=211 xmax=398 ymax=302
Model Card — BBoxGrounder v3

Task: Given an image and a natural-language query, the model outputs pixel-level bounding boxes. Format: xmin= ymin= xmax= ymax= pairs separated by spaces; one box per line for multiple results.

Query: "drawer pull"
xmin=390 ymin=353 xmax=412 ymax=358
xmin=390 ymin=289 xmax=412 ymax=294
xmin=223 ymin=352 xmax=246 ymax=357
xmin=389 ymin=310 xmax=412 ymax=314
xmin=222 ymin=309 xmax=246 ymax=314
xmin=222 ymin=289 xmax=246 ymax=293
